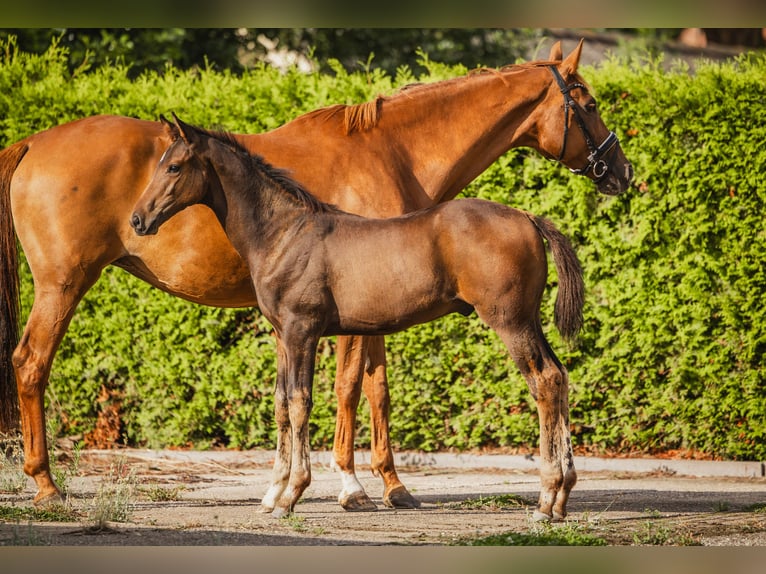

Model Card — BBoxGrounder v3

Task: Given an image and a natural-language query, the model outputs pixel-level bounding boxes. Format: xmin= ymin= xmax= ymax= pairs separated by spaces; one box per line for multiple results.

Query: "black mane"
xmin=192 ymin=124 xmax=339 ymax=214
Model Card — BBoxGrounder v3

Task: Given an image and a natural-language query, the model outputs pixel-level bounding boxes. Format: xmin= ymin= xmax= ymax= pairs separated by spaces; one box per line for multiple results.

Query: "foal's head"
xmin=536 ymin=40 xmax=633 ymax=196
xmin=131 ymin=114 xmax=221 ymax=236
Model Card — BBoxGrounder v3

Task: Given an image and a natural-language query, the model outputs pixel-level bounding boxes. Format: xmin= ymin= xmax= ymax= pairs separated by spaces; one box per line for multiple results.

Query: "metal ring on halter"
xmin=592 ymin=160 xmax=609 ymax=180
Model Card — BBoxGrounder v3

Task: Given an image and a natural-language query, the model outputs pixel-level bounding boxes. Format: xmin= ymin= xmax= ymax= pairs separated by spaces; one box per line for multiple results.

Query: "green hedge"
xmin=2 ymin=37 xmax=764 ymax=459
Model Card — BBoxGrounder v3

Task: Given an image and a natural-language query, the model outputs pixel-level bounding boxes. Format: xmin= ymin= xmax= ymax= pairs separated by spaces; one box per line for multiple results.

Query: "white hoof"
xmin=532 ymin=509 xmax=552 ymax=522
xmin=271 ymin=506 xmax=291 ymax=519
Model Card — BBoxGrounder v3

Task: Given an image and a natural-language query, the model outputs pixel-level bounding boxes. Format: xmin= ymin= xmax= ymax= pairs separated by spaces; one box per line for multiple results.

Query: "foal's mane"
xmin=305 ymin=60 xmax=560 ymax=135
xmin=194 ymin=124 xmax=337 ymax=214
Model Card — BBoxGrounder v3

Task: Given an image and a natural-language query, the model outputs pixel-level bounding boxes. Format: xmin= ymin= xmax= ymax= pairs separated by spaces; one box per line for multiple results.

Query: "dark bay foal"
xmin=131 ymin=115 xmax=585 ymax=520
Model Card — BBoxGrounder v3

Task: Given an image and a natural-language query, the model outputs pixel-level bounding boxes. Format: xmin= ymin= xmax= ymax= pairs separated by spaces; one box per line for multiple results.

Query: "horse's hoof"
xmin=552 ymin=510 xmax=566 ymax=522
xmin=383 ymin=485 xmax=421 ymax=509
xmin=271 ymin=506 xmax=291 ymax=519
xmin=258 ymin=503 xmax=274 ymax=513
xmin=532 ymin=509 xmax=552 ymax=522
xmin=340 ymin=491 xmax=377 ymax=512
xmin=33 ymin=490 xmax=64 ymax=507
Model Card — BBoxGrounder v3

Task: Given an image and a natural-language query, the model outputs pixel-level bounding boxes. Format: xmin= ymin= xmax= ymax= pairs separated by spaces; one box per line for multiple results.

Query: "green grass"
xmin=455 ymin=522 xmax=608 ymax=546
xmin=0 ymin=504 xmax=80 ymax=523
xmin=140 ymin=484 xmax=185 ymax=502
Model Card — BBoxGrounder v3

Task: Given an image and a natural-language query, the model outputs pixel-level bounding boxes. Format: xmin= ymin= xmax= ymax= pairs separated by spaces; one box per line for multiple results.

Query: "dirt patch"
xmin=2 ymin=449 xmax=765 ymax=546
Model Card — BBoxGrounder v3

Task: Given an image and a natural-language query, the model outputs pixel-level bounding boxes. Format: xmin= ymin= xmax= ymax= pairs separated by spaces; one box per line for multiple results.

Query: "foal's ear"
xmin=171 ymin=112 xmax=198 ymax=147
xmin=559 ymin=38 xmax=585 ymax=77
xmin=159 ymin=114 xmax=180 ymax=141
xmin=548 ymin=41 xmax=563 ymax=62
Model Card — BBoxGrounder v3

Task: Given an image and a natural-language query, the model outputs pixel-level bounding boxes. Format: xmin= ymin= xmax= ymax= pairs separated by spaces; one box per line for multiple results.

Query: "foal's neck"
xmin=205 ymin=143 xmax=321 ymax=256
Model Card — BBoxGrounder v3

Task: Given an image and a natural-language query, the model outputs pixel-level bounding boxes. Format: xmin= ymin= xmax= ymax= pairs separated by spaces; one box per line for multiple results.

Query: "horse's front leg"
xmin=333 ymin=335 xmax=377 ymax=511
xmin=259 ymin=336 xmax=292 ymax=513
xmin=271 ymin=332 xmax=319 ymax=518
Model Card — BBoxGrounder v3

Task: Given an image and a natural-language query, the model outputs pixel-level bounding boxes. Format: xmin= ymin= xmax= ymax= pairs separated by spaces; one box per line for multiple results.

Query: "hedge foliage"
xmin=2 ymin=37 xmax=764 ymax=459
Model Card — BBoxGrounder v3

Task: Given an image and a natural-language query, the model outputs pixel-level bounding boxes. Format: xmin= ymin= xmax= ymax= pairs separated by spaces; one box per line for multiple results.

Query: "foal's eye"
xmin=167 ymin=164 xmax=181 ymax=174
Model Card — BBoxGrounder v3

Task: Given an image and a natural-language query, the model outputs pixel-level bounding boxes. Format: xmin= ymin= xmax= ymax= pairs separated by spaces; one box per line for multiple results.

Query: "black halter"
xmin=549 ymin=65 xmax=618 ymax=183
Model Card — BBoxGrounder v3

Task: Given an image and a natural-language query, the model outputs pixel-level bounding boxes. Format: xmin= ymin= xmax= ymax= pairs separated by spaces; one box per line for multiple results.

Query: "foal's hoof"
xmin=271 ymin=506 xmax=292 ymax=519
xmin=383 ymin=485 xmax=421 ymax=509
xmin=532 ymin=509 xmax=552 ymax=522
xmin=532 ymin=509 xmax=566 ymax=522
xmin=340 ymin=491 xmax=377 ymax=512
xmin=258 ymin=503 xmax=275 ymax=514
xmin=34 ymin=490 xmax=64 ymax=508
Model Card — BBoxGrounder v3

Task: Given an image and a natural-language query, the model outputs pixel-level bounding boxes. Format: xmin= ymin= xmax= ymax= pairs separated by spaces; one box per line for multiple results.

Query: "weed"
xmin=281 ymin=514 xmax=308 ymax=532
xmin=141 ymin=484 xmax=185 ymax=502
xmin=84 ymin=457 xmax=137 ymax=530
xmin=642 ymin=508 xmax=663 ymax=519
xmin=0 ymin=435 xmax=27 ymax=494
xmin=631 ymin=520 xmax=700 ymax=546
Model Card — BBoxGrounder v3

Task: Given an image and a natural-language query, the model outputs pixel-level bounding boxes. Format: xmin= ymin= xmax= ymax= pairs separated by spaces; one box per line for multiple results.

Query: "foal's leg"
xmin=333 ymin=335 xmax=376 ymax=511
xmin=498 ymin=324 xmax=577 ymax=521
xmin=12 ymin=276 xmax=98 ymax=505
xmin=363 ymin=336 xmax=420 ymax=509
xmin=271 ymin=332 xmax=319 ymax=518
xmin=259 ymin=337 xmax=292 ymax=513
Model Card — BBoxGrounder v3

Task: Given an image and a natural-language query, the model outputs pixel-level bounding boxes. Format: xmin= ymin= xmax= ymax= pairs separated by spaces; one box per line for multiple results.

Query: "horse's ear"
xmin=548 ymin=40 xmax=563 ymax=62
xmin=160 ymin=114 xmax=180 ymax=141
xmin=559 ymin=38 xmax=584 ymax=77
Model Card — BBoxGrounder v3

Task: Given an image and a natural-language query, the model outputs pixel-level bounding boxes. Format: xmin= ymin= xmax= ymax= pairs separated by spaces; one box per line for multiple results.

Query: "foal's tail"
xmin=0 ymin=141 xmax=27 ymax=432
xmin=525 ymin=213 xmax=584 ymax=341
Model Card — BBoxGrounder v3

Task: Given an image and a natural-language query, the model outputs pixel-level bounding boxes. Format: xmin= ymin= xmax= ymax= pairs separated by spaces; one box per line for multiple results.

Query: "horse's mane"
xmin=303 ymin=60 xmax=560 ymax=135
xmin=192 ymin=124 xmax=339 ymax=214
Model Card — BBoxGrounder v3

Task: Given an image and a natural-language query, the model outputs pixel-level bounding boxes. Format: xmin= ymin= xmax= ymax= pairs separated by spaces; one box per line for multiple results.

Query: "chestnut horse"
xmin=1 ymin=40 xmax=632 ymax=510
xmin=132 ymin=114 xmax=586 ymax=520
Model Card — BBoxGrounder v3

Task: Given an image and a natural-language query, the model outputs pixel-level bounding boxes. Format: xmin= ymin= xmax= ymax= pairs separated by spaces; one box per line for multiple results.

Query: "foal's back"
xmin=318 ymin=198 xmax=548 ymax=335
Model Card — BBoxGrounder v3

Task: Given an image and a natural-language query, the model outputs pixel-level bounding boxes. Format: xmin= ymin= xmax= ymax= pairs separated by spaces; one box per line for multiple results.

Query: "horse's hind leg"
xmin=363 ymin=336 xmax=419 ymax=509
xmin=12 ymin=275 xmax=98 ymax=505
xmin=498 ymin=323 xmax=577 ymax=521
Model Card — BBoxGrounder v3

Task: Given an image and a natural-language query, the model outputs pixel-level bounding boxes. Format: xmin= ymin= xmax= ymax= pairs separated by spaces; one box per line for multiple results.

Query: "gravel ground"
xmin=2 ymin=448 xmax=765 ymax=547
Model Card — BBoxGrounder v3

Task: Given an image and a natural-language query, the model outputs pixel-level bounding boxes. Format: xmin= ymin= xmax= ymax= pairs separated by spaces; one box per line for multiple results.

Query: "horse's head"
xmin=537 ymin=40 xmax=633 ymax=196
xmin=131 ymin=113 xmax=211 ymax=236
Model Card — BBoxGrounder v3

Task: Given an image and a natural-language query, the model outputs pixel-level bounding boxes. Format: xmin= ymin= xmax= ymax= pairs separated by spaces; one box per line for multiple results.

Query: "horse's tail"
xmin=0 ymin=141 xmax=27 ymax=433
xmin=525 ymin=213 xmax=584 ymax=342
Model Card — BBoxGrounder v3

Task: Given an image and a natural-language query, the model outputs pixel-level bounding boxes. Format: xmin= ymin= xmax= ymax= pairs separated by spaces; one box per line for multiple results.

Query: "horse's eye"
xmin=167 ymin=164 xmax=180 ymax=174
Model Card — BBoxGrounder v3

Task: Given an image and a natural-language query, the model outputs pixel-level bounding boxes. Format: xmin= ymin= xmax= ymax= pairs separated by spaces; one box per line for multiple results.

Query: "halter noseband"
xmin=549 ymin=65 xmax=618 ymax=182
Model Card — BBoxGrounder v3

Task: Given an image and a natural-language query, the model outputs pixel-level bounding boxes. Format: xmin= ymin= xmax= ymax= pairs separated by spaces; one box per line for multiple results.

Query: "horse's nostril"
xmin=131 ymin=213 xmax=142 ymax=231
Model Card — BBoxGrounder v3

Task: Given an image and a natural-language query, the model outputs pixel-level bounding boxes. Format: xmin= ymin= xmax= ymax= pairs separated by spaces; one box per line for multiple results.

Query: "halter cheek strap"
xmin=548 ymin=66 xmax=619 ymax=183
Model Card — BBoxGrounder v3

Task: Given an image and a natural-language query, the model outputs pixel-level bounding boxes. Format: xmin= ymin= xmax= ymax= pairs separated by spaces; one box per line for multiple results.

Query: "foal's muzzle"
xmin=130 ymin=212 xmax=155 ymax=236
